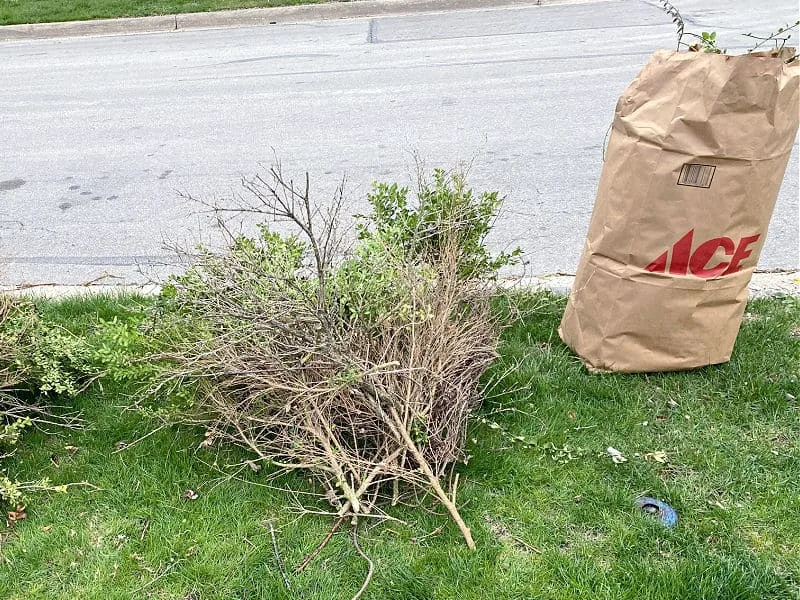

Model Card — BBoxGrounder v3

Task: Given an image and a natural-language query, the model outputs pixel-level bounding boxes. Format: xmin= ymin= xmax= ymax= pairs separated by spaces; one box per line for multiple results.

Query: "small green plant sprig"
xmin=657 ymin=0 xmax=685 ymax=51
xmin=657 ymin=1 xmax=723 ymax=53
xmin=687 ymin=30 xmax=723 ymax=54
xmin=658 ymin=1 xmax=799 ymax=61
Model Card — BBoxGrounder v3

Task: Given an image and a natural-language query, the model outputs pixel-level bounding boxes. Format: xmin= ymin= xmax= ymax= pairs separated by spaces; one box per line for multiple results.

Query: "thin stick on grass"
xmin=351 ymin=521 xmax=374 ymax=600
xmin=268 ymin=522 xmax=291 ymax=590
xmin=111 ymin=424 xmax=169 ymax=454
xmin=295 ymin=516 xmax=346 ymax=574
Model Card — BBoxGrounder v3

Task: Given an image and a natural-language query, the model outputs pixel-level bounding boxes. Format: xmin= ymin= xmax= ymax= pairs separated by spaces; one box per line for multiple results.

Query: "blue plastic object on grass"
xmin=635 ymin=496 xmax=678 ymax=527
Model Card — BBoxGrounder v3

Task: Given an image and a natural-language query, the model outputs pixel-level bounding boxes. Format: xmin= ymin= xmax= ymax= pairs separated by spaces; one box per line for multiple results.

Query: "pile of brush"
xmin=151 ymin=165 xmax=519 ymax=563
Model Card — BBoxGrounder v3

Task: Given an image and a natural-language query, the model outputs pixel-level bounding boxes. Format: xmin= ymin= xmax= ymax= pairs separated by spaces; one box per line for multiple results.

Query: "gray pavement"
xmin=1 ymin=0 xmax=798 ymax=286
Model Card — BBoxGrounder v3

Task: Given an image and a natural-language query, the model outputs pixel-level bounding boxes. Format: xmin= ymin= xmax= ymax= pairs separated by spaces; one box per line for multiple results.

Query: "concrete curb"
xmin=515 ymin=271 xmax=800 ymax=299
xmin=0 ymin=0 xmax=597 ymax=42
xmin=3 ymin=271 xmax=798 ymax=299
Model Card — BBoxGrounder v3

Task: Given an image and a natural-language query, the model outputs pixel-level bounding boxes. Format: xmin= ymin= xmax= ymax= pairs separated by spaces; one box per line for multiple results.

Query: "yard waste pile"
xmin=144 ymin=168 xmax=520 ymax=558
xmin=560 ymin=49 xmax=800 ymax=372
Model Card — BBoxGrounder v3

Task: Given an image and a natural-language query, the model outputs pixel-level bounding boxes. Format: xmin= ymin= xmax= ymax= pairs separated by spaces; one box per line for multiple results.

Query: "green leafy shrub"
xmin=1 ymin=297 xmax=89 ymax=397
xmin=359 ymin=170 xmax=518 ymax=278
xmin=0 ymin=296 xmax=85 ymax=507
xmin=90 ymin=314 xmax=157 ymax=383
xmin=333 ymin=170 xmax=519 ymax=326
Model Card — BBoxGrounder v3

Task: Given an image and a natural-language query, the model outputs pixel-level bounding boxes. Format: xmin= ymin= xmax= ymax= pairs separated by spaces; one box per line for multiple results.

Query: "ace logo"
xmin=645 ymin=229 xmax=760 ymax=279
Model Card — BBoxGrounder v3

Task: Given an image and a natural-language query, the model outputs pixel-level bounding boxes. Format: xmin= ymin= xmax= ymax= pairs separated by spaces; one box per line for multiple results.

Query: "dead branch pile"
xmin=153 ymin=166 xmax=516 ymax=552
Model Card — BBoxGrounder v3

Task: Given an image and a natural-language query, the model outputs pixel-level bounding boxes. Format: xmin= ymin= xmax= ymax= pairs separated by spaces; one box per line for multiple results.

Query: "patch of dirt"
xmin=483 ymin=514 xmax=541 ymax=554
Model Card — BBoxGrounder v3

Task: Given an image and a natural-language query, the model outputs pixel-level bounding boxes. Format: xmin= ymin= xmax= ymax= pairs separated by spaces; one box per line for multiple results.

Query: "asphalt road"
xmin=1 ymin=0 xmax=798 ymax=285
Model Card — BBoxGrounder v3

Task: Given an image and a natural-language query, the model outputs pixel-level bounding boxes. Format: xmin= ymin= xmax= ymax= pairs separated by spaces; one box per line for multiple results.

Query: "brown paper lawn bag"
xmin=559 ymin=49 xmax=800 ymax=372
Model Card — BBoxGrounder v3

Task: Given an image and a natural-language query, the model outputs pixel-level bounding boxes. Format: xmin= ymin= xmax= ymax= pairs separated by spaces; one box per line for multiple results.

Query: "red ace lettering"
xmin=668 ymin=229 xmax=694 ymax=275
xmin=645 ymin=229 xmax=761 ymax=279
xmin=689 ymin=236 xmax=736 ymax=278
xmin=722 ymin=234 xmax=760 ymax=275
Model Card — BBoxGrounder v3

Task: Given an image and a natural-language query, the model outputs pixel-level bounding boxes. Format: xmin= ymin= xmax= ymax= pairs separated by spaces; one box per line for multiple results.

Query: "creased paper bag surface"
xmin=559 ymin=50 xmax=800 ymax=372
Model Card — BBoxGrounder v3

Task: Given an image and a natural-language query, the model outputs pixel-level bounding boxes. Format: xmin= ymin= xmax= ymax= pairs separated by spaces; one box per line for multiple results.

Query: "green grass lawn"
xmin=1 ymin=292 xmax=798 ymax=599
xmin=0 ymin=0 xmax=338 ymax=26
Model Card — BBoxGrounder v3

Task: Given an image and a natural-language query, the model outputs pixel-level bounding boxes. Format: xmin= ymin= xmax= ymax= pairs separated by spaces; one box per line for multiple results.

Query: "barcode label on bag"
xmin=678 ymin=163 xmax=716 ymax=188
